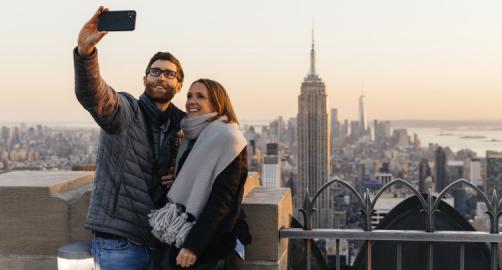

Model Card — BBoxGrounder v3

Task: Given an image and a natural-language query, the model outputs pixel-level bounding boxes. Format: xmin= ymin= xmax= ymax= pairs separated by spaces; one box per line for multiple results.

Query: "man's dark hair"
xmin=145 ymin=52 xmax=184 ymax=83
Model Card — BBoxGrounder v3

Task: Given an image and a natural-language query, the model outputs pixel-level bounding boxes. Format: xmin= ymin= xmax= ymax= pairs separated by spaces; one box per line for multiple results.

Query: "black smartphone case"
xmin=98 ymin=11 xmax=136 ymax=31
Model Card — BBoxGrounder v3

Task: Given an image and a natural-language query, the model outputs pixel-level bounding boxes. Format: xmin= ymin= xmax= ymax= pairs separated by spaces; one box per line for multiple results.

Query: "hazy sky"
xmin=1 ymin=0 xmax=502 ymax=124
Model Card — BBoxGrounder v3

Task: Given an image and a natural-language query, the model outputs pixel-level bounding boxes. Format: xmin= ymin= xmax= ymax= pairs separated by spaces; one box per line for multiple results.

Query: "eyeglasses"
xmin=147 ymin=68 xmax=178 ymax=79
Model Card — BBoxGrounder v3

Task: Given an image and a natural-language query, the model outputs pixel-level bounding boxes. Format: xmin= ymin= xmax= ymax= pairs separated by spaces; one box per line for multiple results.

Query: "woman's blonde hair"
xmin=191 ymin=78 xmax=239 ymax=124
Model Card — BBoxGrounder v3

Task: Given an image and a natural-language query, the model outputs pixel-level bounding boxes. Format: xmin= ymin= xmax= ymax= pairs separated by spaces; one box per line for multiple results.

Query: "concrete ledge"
xmin=0 ymin=171 xmax=93 ymax=256
xmin=49 ymin=173 xmax=94 ymax=195
xmin=0 ymin=255 xmax=56 ymax=270
xmin=243 ymin=187 xmax=292 ymax=270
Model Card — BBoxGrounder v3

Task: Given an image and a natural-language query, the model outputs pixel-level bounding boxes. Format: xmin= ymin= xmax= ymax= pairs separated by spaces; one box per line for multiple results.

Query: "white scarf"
xmin=148 ymin=114 xmax=247 ymax=247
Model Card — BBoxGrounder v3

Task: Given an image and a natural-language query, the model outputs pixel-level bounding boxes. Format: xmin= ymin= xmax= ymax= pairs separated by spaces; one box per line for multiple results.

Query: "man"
xmin=74 ymin=6 xmax=186 ymax=269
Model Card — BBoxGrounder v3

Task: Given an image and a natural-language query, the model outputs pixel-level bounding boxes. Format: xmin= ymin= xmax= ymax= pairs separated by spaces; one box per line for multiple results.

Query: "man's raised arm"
xmin=74 ymin=6 xmax=132 ymax=133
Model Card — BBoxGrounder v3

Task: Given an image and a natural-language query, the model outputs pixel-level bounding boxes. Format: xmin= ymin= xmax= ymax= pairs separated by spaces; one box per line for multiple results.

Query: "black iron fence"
xmin=279 ymin=178 xmax=502 ymax=270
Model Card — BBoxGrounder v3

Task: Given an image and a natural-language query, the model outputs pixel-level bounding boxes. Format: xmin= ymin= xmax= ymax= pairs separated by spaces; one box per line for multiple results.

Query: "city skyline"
xmin=2 ymin=0 xmax=502 ymax=123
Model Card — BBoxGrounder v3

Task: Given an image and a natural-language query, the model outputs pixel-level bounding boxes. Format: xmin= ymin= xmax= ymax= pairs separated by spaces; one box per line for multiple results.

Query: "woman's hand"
xmin=176 ymin=248 xmax=197 ymax=268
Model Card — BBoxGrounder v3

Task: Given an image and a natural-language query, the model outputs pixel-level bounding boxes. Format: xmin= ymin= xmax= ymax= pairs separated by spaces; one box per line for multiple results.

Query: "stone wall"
xmin=0 ymin=171 xmax=93 ymax=270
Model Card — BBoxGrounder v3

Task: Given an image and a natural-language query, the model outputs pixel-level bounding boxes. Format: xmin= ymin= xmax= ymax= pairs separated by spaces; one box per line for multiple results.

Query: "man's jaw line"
xmin=144 ymin=90 xmax=173 ymax=111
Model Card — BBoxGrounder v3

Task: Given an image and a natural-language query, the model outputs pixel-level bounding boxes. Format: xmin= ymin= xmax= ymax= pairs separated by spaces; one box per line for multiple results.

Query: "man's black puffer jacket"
xmin=73 ymin=47 xmax=185 ymax=246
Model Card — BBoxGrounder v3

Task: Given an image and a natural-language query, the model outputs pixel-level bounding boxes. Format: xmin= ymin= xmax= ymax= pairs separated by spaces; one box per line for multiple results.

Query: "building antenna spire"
xmin=310 ymin=21 xmax=316 ymax=75
xmin=312 ymin=19 xmax=315 ymax=47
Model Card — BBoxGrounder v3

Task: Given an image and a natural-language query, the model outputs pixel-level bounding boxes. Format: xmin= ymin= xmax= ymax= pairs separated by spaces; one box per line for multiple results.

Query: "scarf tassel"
xmin=148 ymin=202 xmax=194 ymax=247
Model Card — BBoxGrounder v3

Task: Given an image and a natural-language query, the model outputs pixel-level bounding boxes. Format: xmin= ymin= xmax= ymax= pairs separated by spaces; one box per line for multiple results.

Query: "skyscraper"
xmin=447 ymin=160 xmax=464 ymax=181
xmin=486 ymin=151 xmax=502 ymax=195
xmin=448 ymin=160 xmax=468 ymax=217
xmin=468 ymin=158 xmax=482 ymax=187
xmin=359 ymin=94 xmax=367 ymax=132
xmin=418 ymin=159 xmax=431 ymax=193
xmin=374 ymin=120 xmax=391 ymax=146
xmin=2 ymin=127 xmax=12 ymax=145
xmin=286 ymin=117 xmax=297 ymax=148
xmin=330 ymin=108 xmax=340 ymax=155
xmin=435 ymin=147 xmax=448 ymax=192
xmin=342 ymin=119 xmax=349 ymax=137
xmin=262 ymin=143 xmax=282 ymax=188
xmin=296 ymin=31 xmax=333 ymax=228
xmin=350 ymin=121 xmax=361 ymax=140
xmin=393 ymin=129 xmax=410 ymax=146
xmin=330 ymin=108 xmax=339 ymax=138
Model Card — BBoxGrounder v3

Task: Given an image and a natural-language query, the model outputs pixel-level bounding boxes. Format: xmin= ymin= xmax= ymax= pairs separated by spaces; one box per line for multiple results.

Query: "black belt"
xmin=93 ymin=231 xmax=123 ymax=240
xmin=92 ymin=231 xmax=158 ymax=249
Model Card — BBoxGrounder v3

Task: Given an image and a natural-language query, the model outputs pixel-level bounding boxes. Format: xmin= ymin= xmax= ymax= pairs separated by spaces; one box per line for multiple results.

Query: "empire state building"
xmin=296 ymin=33 xmax=333 ymax=228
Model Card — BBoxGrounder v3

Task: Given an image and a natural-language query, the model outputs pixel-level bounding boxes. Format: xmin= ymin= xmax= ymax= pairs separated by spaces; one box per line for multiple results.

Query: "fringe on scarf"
xmin=148 ymin=202 xmax=195 ymax=248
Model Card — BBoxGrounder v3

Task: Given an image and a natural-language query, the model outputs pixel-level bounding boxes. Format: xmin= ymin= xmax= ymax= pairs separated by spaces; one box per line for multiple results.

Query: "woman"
xmin=149 ymin=78 xmax=249 ymax=269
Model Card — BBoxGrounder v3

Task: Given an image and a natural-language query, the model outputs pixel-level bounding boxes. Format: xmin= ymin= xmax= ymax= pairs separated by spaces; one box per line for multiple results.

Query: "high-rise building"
xmin=331 ymin=108 xmax=339 ymax=125
xmin=393 ymin=129 xmax=410 ymax=146
xmin=266 ymin=142 xmax=278 ymax=156
xmin=12 ymin=127 xmax=21 ymax=145
xmin=381 ymin=121 xmax=391 ymax=138
xmin=341 ymin=120 xmax=349 ymax=137
xmin=244 ymin=134 xmax=262 ymax=172
xmin=268 ymin=117 xmax=286 ymax=143
xmin=413 ymin=133 xmax=421 ymax=149
xmin=330 ymin=108 xmax=340 ymax=137
xmin=373 ymin=120 xmax=380 ymax=144
xmin=374 ymin=120 xmax=391 ymax=146
xmin=448 ymin=160 xmax=464 ymax=181
xmin=435 ymin=147 xmax=448 ymax=192
xmin=350 ymin=121 xmax=361 ymax=140
xmin=419 ymin=159 xmax=431 ymax=193
xmin=468 ymin=158 xmax=483 ymax=187
xmin=296 ymin=32 xmax=333 ymax=228
xmin=486 ymin=151 xmax=502 ymax=195
xmin=286 ymin=117 xmax=297 ymax=148
xmin=262 ymin=143 xmax=282 ymax=188
xmin=330 ymin=108 xmax=340 ymax=154
xmin=2 ymin=127 xmax=12 ymax=145
xmin=36 ymin=125 xmax=43 ymax=138
xmin=448 ymin=160 xmax=468 ymax=217
xmin=373 ymin=120 xmax=386 ymax=143
xmin=27 ymin=127 xmax=35 ymax=141
xmin=359 ymin=94 xmax=367 ymax=132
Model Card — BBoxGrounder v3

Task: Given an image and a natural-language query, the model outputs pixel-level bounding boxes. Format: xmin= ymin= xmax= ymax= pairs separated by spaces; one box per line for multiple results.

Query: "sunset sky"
xmin=1 ymin=0 xmax=501 ymax=124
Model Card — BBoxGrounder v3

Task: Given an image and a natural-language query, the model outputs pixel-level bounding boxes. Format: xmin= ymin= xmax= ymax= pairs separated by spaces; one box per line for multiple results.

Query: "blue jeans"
xmin=91 ymin=235 xmax=161 ymax=270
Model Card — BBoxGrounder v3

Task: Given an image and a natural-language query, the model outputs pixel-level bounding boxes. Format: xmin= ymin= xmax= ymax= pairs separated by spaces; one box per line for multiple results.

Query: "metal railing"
xmin=279 ymin=178 xmax=502 ymax=270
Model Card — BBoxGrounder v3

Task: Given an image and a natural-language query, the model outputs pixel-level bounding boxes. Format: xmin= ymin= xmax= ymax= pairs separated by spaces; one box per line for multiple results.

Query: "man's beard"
xmin=144 ymin=81 xmax=176 ymax=103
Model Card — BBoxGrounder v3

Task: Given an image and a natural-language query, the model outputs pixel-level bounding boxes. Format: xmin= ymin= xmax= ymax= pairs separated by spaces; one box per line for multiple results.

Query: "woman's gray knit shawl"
xmin=148 ymin=115 xmax=247 ymax=247
xmin=169 ymin=116 xmax=246 ymax=217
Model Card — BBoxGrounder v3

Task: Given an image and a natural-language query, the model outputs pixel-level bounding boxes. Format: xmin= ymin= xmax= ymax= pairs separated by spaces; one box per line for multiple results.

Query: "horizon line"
xmin=3 ymin=118 xmax=502 ymax=125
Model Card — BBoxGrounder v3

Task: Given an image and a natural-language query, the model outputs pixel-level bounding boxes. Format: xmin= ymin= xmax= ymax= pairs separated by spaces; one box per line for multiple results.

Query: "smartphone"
xmin=98 ymin=10 xmax=136 ymax=31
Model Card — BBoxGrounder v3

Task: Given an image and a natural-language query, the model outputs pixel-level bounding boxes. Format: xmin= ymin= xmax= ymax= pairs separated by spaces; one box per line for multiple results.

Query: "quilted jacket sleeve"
xmin=73 ymin=47 xmax=133 ymax=133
